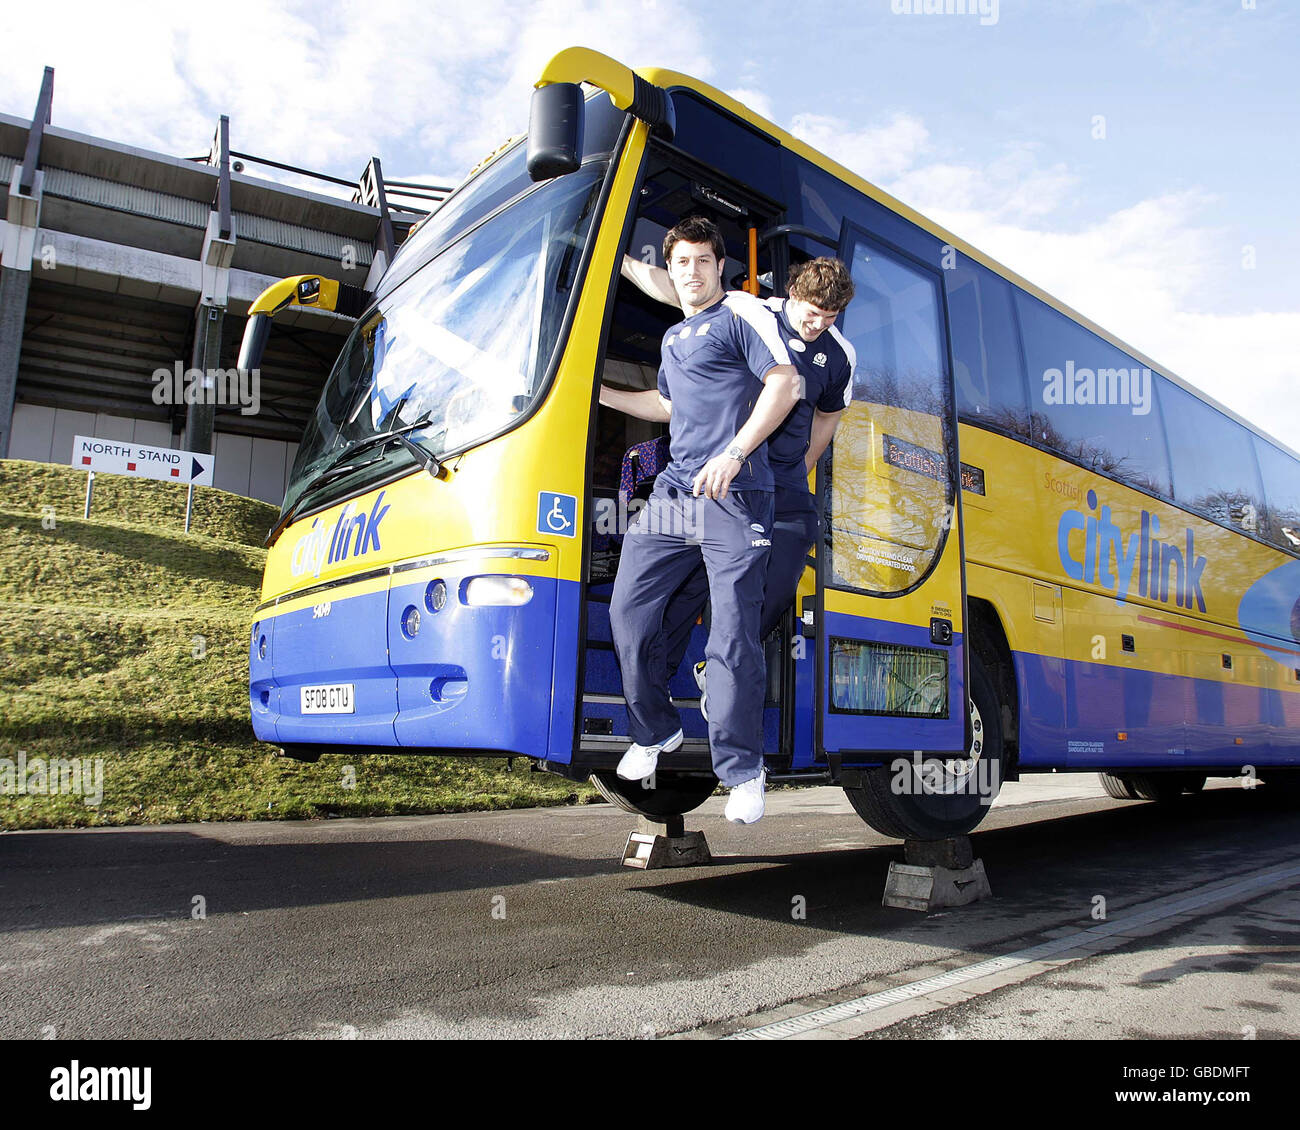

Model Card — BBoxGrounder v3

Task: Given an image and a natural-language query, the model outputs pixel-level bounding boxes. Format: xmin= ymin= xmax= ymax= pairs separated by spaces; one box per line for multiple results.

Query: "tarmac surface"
xmin=1 ymin=774 xmax=1296 ymax=1041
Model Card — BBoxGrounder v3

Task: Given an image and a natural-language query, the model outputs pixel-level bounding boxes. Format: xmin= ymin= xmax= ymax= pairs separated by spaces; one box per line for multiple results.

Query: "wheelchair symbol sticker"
xmin=538 ymin=491 xmax=577 ymax=538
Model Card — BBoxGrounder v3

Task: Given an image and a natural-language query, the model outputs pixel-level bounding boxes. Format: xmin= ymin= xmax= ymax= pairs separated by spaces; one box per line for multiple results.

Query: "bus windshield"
xmin=280 ymin=157 xmax=608 ymax=521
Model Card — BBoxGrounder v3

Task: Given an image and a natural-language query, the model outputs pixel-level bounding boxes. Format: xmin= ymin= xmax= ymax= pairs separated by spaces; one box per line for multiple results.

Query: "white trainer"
xmin=693 ymin=660 xmax=709 ymax=722
xmin=615 ymin=728 xmax=683 ymax=782
xmin=724 ymin=768 xmax=766 ymax=824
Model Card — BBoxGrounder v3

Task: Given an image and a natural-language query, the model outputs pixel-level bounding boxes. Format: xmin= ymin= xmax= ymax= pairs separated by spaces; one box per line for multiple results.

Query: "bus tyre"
xmin=1099 ymin=772 xmax=1142 ymax=800
xmin=842 ymin=653 xmax=1005 ymax=841
xmin=588 ymin=771 xmax=718 ymax=819
xmin=1127 ymin=773 xmax=1202 ymax=803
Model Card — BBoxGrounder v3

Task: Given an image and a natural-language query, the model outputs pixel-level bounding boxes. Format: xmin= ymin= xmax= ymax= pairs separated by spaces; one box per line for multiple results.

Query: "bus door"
xmin=810 ymin=223 xmax=969 ymax=769
xmin=579 ymin=150 xmax=785 ymax=767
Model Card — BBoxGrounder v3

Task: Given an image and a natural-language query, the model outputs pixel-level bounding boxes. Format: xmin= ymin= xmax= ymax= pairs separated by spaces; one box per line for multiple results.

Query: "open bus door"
xmin=810 ymin=222 xmax=989 ymax=840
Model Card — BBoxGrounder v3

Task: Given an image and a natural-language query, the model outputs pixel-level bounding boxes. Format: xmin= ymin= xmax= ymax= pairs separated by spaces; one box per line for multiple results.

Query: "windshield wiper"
xmin=265 ymin=419 xmax=443 ymax=547
xmin=339 ymin=417 xmax=443 ymax=474
xmin=264 ymin=454 xmax=386 ymax=547
xmin=388 ymin=429 xmax=443 ymax=477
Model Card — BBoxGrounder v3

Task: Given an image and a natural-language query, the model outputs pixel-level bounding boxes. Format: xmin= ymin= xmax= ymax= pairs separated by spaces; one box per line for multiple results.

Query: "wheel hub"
xmin=902 ymin=697 xmax=984 ymax=796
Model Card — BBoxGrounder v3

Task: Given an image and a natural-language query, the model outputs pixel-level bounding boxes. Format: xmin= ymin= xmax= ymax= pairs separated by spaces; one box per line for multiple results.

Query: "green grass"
xmin=0 ymin=459 xmax=597 ymax=829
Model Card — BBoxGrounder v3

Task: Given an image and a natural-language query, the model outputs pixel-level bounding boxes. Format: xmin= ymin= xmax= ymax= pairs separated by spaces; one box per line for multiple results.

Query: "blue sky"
xmin=736 ymin=0 xmax=1296 ymax=313
xmin=2 ymin=0 xmax=1297 ymax=446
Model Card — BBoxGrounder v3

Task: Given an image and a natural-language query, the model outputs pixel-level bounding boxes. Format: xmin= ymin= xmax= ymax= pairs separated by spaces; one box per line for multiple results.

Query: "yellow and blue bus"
xmin=244 ymin=47 xmax=1300 ymax=840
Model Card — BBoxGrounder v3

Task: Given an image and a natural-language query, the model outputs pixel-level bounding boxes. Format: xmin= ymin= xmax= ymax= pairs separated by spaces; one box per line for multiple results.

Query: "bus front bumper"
xmin=250 ymin=560 xmax=579 ymax=761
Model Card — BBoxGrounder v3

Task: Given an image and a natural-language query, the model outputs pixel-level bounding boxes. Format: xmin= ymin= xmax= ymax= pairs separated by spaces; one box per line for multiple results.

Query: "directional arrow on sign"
xmin=192 ymin=457 xmax=205 ymax=481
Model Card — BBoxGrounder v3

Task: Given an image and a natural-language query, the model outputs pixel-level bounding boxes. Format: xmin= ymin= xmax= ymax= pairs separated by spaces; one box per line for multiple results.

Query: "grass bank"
xmin=0 ymin=460 xmax=596 ymax=829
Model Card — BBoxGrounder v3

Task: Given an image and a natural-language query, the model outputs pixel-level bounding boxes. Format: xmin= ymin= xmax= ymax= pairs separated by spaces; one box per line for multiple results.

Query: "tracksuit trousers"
xmin=609 ymin=481 xmax=774 ymax=787
xmin=660 ymin=484 xmax=819 ymax=677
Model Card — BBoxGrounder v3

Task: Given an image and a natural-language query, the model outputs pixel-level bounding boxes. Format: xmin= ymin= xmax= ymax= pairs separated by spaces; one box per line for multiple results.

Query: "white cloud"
xmin=0 ymin=0 xmax=712 ymax=181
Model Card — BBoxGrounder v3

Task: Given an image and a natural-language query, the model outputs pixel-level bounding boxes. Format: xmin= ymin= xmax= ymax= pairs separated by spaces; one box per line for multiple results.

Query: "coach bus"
xmin=243 ymin=47 xmax=1300 ymax=840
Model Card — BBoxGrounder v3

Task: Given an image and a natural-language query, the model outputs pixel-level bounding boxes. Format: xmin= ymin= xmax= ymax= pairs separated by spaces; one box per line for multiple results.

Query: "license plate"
xmin=300 ymin=683 xmax=355 ymax=714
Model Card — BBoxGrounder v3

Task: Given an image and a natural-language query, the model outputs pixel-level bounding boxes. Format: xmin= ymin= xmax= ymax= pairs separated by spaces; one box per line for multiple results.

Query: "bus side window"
xmin=947 ymin=263 xmax=1030 ymax=438
xmin=1160 ymin=379 xmax=1266 ymax=531
xmin=1016 ymin=289 xmax=1173 ymax=499
xmin=1253 ymin=437 xmax=1300 ymax=552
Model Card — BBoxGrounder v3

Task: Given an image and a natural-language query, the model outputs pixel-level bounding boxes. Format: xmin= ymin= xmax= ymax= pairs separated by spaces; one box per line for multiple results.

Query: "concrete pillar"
xmin=183 ymin=211 xmax=235 ymax=455
xmin=0 ymin=168 xmax=42 ymax=458
xmin=184 ymin=303 xmax=223 ymax=455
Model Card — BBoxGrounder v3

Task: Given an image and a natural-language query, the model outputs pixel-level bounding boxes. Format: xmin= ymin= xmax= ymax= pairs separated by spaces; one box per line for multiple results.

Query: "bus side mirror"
xmin=238 ymin=313 xmax=272 ymax=372
xmin=527 ymin=82 xmax=584 ymax=182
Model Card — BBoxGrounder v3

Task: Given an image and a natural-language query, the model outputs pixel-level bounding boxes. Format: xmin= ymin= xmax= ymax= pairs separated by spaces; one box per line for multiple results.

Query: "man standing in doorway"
xmin=607 ymin=255 xmax=857 ymax=724
xmin=605 ymin=216 xmax=801 ymax=825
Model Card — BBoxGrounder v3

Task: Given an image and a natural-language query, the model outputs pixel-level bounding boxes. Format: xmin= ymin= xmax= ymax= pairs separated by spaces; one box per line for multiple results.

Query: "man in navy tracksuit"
xmin=604 ymin=216 xmax=801 ymax=825
xmin=604 ymin=257 xmax=857 ymax=800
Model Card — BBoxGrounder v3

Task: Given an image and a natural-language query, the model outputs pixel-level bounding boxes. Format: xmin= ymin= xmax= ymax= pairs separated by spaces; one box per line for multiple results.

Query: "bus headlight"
xmin=462 ymin=577 xmax=534 ymax=606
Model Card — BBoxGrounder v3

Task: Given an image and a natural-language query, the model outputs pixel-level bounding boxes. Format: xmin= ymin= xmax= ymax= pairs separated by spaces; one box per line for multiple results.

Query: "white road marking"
xmin=725 ymin=859 xmax=1300 ymax=1039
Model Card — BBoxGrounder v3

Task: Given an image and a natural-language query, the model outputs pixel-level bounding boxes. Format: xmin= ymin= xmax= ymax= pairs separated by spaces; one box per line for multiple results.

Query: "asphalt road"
xmin=1 ymin=775 xmax=1297 ymax=1040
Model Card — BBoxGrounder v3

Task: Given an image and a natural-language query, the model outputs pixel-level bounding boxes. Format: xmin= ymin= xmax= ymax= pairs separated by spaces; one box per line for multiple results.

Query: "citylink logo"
xmin=290 ymin=491 xmax=391 ymax=579
xmin=1057 ymin=489 xmax=1207 ymax=612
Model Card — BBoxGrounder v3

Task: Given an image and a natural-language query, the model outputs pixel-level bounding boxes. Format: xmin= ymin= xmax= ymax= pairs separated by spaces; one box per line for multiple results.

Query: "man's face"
xmin=666 ymin=240 xmax=724 ymax=312
xmin=786 ymin=297 xmax=843 ymax=342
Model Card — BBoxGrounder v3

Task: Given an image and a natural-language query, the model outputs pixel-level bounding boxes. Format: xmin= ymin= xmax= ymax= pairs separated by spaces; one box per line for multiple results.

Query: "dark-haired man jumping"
xmin=604 ymin=251 xmax=856 ymax=821
xmin=605 ymin=216 xmax=800 ymax=824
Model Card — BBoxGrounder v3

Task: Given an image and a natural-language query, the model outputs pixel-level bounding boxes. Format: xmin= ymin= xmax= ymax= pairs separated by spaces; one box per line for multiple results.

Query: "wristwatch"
xmin=725 ymin=444 xmax=745 ymax=463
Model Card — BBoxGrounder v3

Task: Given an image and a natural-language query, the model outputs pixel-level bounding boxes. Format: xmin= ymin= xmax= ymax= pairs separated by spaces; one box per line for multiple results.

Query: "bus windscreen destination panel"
xmin=882 ymin=435 xmax=985 ymax=495
xmin=883 ymin=434 xmax=944 ymax=481
xmin=71 ymin=435 xmax=215 ymax=486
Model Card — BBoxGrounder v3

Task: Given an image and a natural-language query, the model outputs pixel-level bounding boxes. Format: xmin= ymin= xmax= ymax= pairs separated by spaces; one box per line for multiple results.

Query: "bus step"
xmin=579 ymin=734 xmax=712 ymax=754
xmin=583 ymin=693 xmax=703 ymax=710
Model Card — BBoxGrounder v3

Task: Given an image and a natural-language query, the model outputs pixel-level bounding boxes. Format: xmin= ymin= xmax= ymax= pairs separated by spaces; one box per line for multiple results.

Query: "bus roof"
xmin=634 ymin=66 xmax=1300 ymax=464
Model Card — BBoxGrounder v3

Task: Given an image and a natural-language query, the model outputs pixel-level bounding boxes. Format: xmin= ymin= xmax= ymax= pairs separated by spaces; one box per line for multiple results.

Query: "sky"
xmin=2 ymin=0 xmax=1298 ymax=449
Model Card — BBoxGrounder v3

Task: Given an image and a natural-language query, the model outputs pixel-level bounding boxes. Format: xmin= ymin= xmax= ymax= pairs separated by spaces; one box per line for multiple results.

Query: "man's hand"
xmin=693 ymin=452 xmax=742 ymax=500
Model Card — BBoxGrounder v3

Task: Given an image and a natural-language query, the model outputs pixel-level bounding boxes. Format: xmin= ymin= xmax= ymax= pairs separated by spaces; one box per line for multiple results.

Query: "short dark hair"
xmin=662 ymin=215 xmax=726 ymax=264
xmin=787 ymin=257 xmax=855 ymax=311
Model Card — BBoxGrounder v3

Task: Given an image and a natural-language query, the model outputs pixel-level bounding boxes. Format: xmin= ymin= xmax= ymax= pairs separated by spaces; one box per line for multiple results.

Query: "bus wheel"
xmin=589 ymin=771 xmax=719 ymax=819
xmin=1127 ymin=773 xmax=1202 ymax=802
xmin=1099 ymin=772 xmax=1143 ymax=800
xmin=842 ymin=652 xmax=1005 ymax=841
